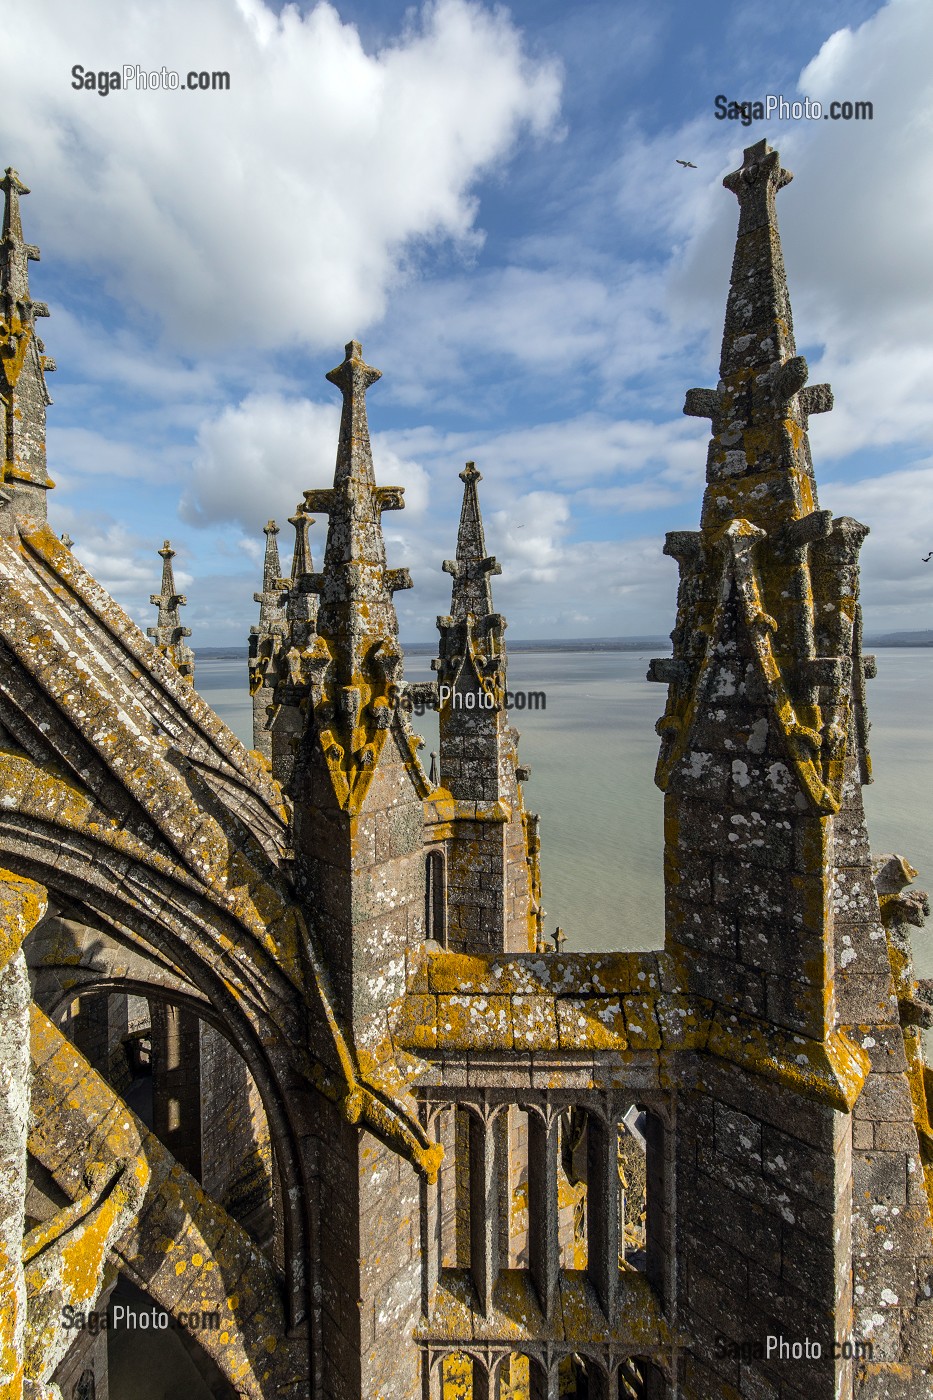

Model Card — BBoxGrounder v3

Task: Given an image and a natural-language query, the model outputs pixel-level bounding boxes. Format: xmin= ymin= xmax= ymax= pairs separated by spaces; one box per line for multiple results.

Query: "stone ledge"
xmin=416 ymin=1266 xmax=671 ymax=1353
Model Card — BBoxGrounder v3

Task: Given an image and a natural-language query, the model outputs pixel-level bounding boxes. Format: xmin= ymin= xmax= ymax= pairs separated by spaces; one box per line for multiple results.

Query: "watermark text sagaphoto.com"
xmin=62 ymin=1304 xmax=220 ymax=1334
xmin=713 ymin=1334 xmax=874 ymax=1362
xmin=71 ymin=65 xmax=230 ymax=95
xmin=410 ymin=687 xmax=546 ymax=716
xmin=714 ymin=94 xmax=873 ymax=125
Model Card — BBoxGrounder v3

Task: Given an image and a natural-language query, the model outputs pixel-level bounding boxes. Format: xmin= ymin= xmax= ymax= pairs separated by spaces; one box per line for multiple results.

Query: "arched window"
xmin=425 ymin=848 xmax=447 ymax=947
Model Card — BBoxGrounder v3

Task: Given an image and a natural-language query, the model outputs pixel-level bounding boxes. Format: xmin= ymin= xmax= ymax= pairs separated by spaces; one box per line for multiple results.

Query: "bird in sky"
xmin=676 ymin=159 xmax=697 ymax=168
xmin=923 ymin=551 xmax=933 ymax=562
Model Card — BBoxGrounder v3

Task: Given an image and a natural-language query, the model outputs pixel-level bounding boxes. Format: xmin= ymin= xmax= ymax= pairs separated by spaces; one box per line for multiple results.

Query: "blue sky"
xmin=4 ymin=0 xmax=932 ymax=643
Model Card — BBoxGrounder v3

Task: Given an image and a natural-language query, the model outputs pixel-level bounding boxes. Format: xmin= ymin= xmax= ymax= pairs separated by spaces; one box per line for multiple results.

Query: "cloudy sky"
xmin=4 ymin=0 xmax=932 ymax=643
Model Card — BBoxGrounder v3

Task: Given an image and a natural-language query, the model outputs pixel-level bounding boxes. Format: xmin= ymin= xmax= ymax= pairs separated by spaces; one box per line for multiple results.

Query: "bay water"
xmin=195 ymin=646 xmax=933 ymax=975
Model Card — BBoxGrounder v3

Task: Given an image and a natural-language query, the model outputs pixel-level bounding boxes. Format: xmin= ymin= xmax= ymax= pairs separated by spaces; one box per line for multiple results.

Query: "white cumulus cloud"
xmin=182 ymin=388 xmax=430 ymax=534
xmin=4 ymin=0 xmax=561 ymax=352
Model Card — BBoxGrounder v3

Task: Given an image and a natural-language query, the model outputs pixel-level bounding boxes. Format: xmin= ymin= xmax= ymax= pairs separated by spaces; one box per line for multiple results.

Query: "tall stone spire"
xmin=285 ymin=345 xmax=436 ymax=1398
xmin=432 ymin=462 xmax=541 ymax=952
xmin=147 ymin=541 xmax=194 ymax=681
xmin=267 ymin=512 xmax=319 ymax=784
xmin=649 ymin=141 xmax=932 ymax=1393
xmin=683 ymin=137 xmax=833 ymax=534
xmin=0 ymin=169 xmax=55 ymax=530
xmin=435 ymin=461 xmax=507 ymax=789
xmin=291 ymin=339 xmax=414 ymax=812
xmin=248 ymin=521 xmax=287 ymax=759
xmin=656 ymin=137 xmax=854 ymax=812
xmin=283 ymin=510 xmax=316 ymax=647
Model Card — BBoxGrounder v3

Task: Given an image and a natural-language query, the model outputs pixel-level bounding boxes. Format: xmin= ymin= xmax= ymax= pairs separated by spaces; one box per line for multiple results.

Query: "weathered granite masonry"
xmin=0 ymin=168 xmax=54 ymax=529
xmin=646 ymin=139 xmax=933 ymax=1398
xmin=1 ymin=143 xmax=932 ymax=1400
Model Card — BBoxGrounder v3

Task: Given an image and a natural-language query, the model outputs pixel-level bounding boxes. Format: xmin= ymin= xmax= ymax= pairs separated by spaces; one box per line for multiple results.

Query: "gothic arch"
xmin=0 ymin=819 xmax=318 ymax=1335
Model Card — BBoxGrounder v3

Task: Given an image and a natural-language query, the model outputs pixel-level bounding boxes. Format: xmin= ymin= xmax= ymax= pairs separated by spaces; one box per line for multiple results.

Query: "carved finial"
xmin=60 ymin=531 xmax=73 ymax=549
xmin=722 ymin=139 xmax=792 ymax=223
xmin=262 ymin=517 xmax=279 ymax=570
xmin=255 ymin=520 xmax=283 ymax=614
xmin=251 ymin=519 xmax=287 ymax=640
xmin=147 ymin=540 xmax=194 ymax=681
xmin=718 ymin=141 xmax=796 ymax=380
xmin=551 ymin=925 xmax=566 ymax=953
xmin=323 ymin=340 xmax=382 ymax=492
xmin=273 ymin=342 xmax=413 ymax=811
xmin=1 ymin=168 xmax=35 ymax=305
xmin=262 ymin=511 xmax=319 ymax=782
xmin=248 ymin=520 xmax=289 ymax=754
xmin=428 ymin=751 xmax=439 ymax=785
xmin=442 ymin=460 xmax=502 ymax=620
xmin=288 ymin=511 xmax=311 ymax=583
xmin=683 ymin=140 xmax=834 ymax=531
xmin=281 ymin=510 xmax=317 ymax=643
xmin=432 ymin=454 xmax=531 ymax=876
xmin=456 ymin=460 xmax=487 ymax=555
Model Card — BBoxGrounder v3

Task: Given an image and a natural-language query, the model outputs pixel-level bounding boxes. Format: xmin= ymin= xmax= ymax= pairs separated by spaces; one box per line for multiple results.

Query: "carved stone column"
xmin=526 ymin=1102 xmax=560 ymax=1320
xmin=469 ymin=1106 xmax=501 ymax=1316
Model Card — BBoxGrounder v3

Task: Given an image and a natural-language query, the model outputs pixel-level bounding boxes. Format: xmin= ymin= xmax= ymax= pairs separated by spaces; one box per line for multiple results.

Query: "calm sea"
xmin=195 ymin=647 xmax=933 ymax=976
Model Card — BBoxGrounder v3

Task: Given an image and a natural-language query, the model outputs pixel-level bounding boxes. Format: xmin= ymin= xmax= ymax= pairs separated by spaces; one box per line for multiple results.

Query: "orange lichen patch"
xmin=392 ymin=994 xmax=438 ymax=1049
xmin=622 ymin=998 xmax=662 ymax=1051
xmin=23 ymin=1005 xmax=305 ymax=1396
xmin=790 ymin=871 xmax=831 ymax=935
xmin=653 ymin=995 xmax=710 ymax=1052
xmin=0 ymin=1266 xmax=24 ymax=1399
xmin=440 ymin=1351 xmax=474 ymax=1400
xmin=0 ymin=311 xmax=33 ymax=392
xmin=556 ymin=999 xmax=626 ymax=1052
xmin=707 ymin=1012 xmax=869 ymax=1111
xmin=355 ymin=1030 xmax=408 ymax=1088
xmin=0 ymin=747 xmax=94 ymax=833
xmin=424 ymin=788 xmax=457 ymax=824
xmin=418 ymin=1268 xmax=670 ymax=1353
xmin=420 ymin=949 xmax=653 ymax=998
xmin=0 ymin=869 xmax=47 ymax=971
xmin=19 ymin=525 xmax=284 ymax=807
xmin=451 ymin=799 xmax=511 ymax=823
xmin=398 ymin=965 xmax=721 ymax=1063
xmin=905 ymin=1052 xmax=933 ymax=1212
xmin=429 ymin=954 xmax=502 ymax=994
xmin=498 ymin=1354 xmax=530 ymax=1400
xmin=437 ymin=995 xmax=513 ymax=1049
xmin=221 ymin=851 xmax=304 ymax=983
xmin=510 ymin=996 xmax=559 ymax=1050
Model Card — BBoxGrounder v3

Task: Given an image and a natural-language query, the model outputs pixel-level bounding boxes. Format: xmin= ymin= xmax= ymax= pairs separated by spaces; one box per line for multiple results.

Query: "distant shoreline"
xmin=195 ymin=630 xmax=933 ymax=661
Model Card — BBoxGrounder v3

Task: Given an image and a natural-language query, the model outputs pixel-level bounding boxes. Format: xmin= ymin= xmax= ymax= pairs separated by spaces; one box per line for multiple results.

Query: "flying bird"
xmin=676 ymin=159 xmax=697 ymax=169
xmin=923 ymin=552 xmax=933 ymax=562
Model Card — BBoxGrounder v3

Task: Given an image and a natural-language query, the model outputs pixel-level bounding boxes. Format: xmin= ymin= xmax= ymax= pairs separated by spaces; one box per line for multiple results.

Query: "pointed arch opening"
xmin=426 ymin=846 xmax=448 ymax=946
